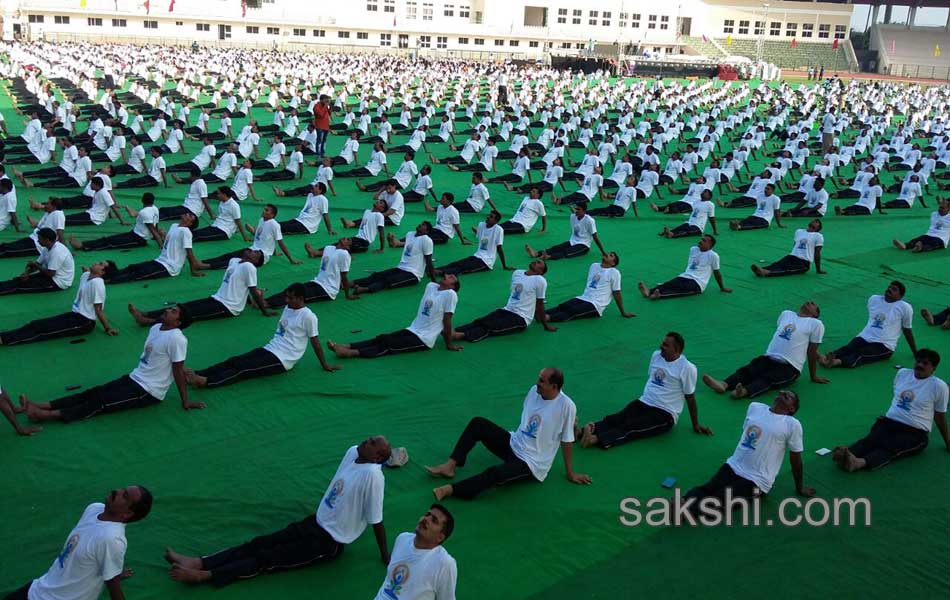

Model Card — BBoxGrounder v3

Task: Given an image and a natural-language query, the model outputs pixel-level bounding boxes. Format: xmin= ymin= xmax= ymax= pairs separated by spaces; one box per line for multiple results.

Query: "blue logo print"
xmin=797 ymin=239 xmax=808 ymax=250
xmin=323 ymin=479 xmax=344 ymax=509
xmin=421 ymin=299 xmax=433 ymax=317
xmin=740 ymin=425 xmax=762 ymax=450
xmin=651 ymin=368 xmax=668 ymax=387
xmin=871 ymin=313 xmax=886 ymax=329
xmin=588 ymin=274 xmax=601 ymax=289
xmin=896 ymin=390 xmax=914 ymax=411
xmin=510 ymin=283 xmax=524 ymax=301
xmin=222 ymin=269 xmax=232 ymax=285
xmin=522 ymin=414 xmax=542 ymax=438
xmin=319 ymin=257 xmax=328 ymax=272
xmin=384 ymin=564 xmax=411 ymax=599
xmin=275 ymin=320 xmax=288 ymax=337
xmin=479 ymin=237 xmax=489 ymax=250
xmin=778 ymin=323 xmax=796 ymax=341
xmin=689 ymin=260 xmax=699 ymax=270
xmin=57 ymin=535 xmax=80 ymax=568
xmin=139 ymin=344 xmax=153 ymax=365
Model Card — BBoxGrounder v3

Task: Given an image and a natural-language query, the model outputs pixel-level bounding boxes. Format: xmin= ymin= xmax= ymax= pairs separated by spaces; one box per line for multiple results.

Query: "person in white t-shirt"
xmin=164 ymin=437 xmax=391 ymax=586
xmin=352 ymin=222 xmax=435 ymax=295
xmin=500 ymin=187 xmax=547 ymax=235
xmin=420 ymin=192 xmax=470 ymax=245
xmin=730 ymin=183 xmax=784 ymax=231
xmin=0 ymin=260 xmax=118 ymax=346
xmin=752 ymin=219 xmax=826 ymax=277
xmin=579 ymin=332 xmax=712 ymax=448
xmin=374 ymin=505 xmax=457 ymax=600
xmin=200 ymin=204 xmax=301 ymax=270
xmin=270 ymin=238 xmax=356 ymax=307
xmin=546 ymin=252 xmax=636 ymax=322
xmin=0 ymin=229 xmax=74 ymax=295
xmin=0 ymin=197 xmax=65 ymax=258
xmin=684 ymin=390 xmax=814 ymax=513
xmin=454 ymin=259 xmax=557 ymax=343
xmin=659 ymin=189 xmax=719 ymax=238
xmin=185 ymin=283 xmax=339 ymax=389
xmin=820 ymin=281 xmax=917 ymax=369
xmin=70 ymin=192 xmax=163 ymax=252
xmin=892 ymin=198 xmax=950 ymax=253
xmin=105 ymin=213 xmax=207 ymax=284
xmin=329 ymin=276 xmax=462 ymax=358
xmin=5 ymin=487 xmax=153 ymax=599
xmin=638 ymin=235 xmax=731 ymax=300
xmin=425 ymin=368 xmax=591 ymax=500
xmin=434 ymin=209 xmax=514 ymax=276
xmin=784 ymin=176 xmax=829 ymax=218
xmin=21 ymin=304 xmax=204 ymax=424
xmin=590 ymin=174 xmax=640 ymax=218
xmin=129 ymin=249 xmax=269 ymax=328
xmin=703 ymin=302 xmax=829 ymax=399
xmin=833 ymin=349 xmax=949 ymax=471
xmin=526 ymin=202 xmax=604 ymax=261
xmin=835 ymin=175 xmax=885 ymax=216
xmin=278 ymin=182 xmax=335 ymax=235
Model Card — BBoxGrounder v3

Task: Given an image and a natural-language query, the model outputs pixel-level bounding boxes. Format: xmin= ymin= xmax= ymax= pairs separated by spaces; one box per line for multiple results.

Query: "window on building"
xmin=175 ymin=21 xmax=183 ymax=26
xmin=834 ymin=25 xmax=846 ymax=39
xmin=444 ymin=4 xmax=454 ymax=17
xmin=292 ymin=28 xmax=305 ymax=36
xmin=384 ymin=0 xmax=395 ymax=12
xmin=366 ymin=0 xmax=378 ymax=11
xmin=28 ymin=15 xmax=44 ymax=23
xmin=572 ymin=9 xmax=581 ymax=25
xmin=398 ymin=33 xmax=409 ymax=47
xmin=631 ymin=13 xmax=640 ymax=28
xmin=247 ymin=26 xmax=260 ymax=34
xmin=222 ymin=24 xmax=232 ymax=38
xmin=144 ymin=20 xmax=158 ymax=29
xmin=619 ymin=12 xmax=627 ymax=27
xmin=589 ymin=10 xmax=598 ymax=26
xmin=474 ymin=37 xmax=484 ymax=45
xmin=111 ymin=18 xmax=125 ymax=27
xmin=509 ymin=39 xmax=519 ymax=46
xmin=738 ymin=20 xmax=749 ymax=35
xmin=423 ymin=2 xmax=433 ymax=20
xmin=785 ymin=22 xmax=797 ymax=37
xmin=529 ymin=40 xmax=539 ymax=47
xmin=338 ymin=31 xmax=350 ymax=38
xmin=723 ymin=19 xmax=734 ymax=34
xmin=460 ymin=4 xmax=470 ymax=18
xmin=196 ymin=23 xmax=210 ymax=32
xmin=770 ymin=21 xmax=781 ymax=36
xmin=54 ymin=15 xmax=70 ymax=25
xmin=648 ymin=14 xmax=657 ymax=29
xmin=818 ymin=23 xmax=831 ymax=38
xmin=313 ymin=29 xmax=325 ymax=37
xmin=575 ymin=42 xmax=585 ymax=49
xmin=561 ymin=42 xmax=571 ymax=48
xmin=406 ymin=1 xmax=417 ymax=19
xmin=419 ymin=35 xmax=431 ymax=48
xmin=602 ymin=11 xmax=611 ymax=26
xmin=660 ymin=15 xmax=669 ymax=30
xmin=801 ymin=23 xmax=813 ymax=38
xmin=557 ymin=8 xmax=567 ymax=24
xmin=754 ymin=21 xmax=764 ymax=35
xmin=358 ymin=32 xmax=369 ymax=39
xmin=458 ymin=37 xmax=469 ymax=44
xmin=437 ymin=35 xmax=447 ymax=48
xmin=380 ymin=33 xmax=392 ymax=46
xmin=267 ymin=26 xmax=280 ymax=34
xmin=89 ymin=17 xmax=103 ymax=26
xmin=494 ymin=39 xmax=504 ymax=46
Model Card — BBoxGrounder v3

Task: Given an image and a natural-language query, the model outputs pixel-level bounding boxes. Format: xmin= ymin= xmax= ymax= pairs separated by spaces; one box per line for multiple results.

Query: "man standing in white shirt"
xmin=425 ymin=368 xmax=591 ymax=500
xmin=751 ymin=219 xmax=826 ymax=277
xmin=20 ymin=304 xmax=204 ymax=424
xmin=703 ymin=302 xmax=829 ymax=399
xmin=546 ymin=252 xmax=636 ymax=322
xmin=820 ymin=281 xmax=917 ymax=369
xmin=833 ymin=349 xmax=949 ymax=471
xmin=374 ymin=505 xmax=457 ymax=600
xmin=329 ymin=276 xmax=462 ymax=358
xmin=684 ymin=390 xmax=815 ymax=512
xmin=5 ymin=486 xmax=153 ymax=600
xmin=638 ymin=235 xmax=731 ymax=300
xmin=578 ymin=333 xmax=712 ymax=448
xmin=165 ymin=438 xmax=391 ymax=586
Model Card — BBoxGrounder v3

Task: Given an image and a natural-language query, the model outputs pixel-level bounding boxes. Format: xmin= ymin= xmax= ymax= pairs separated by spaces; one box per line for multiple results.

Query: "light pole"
xmin=756 ymin=3 xmax=770 ymax=63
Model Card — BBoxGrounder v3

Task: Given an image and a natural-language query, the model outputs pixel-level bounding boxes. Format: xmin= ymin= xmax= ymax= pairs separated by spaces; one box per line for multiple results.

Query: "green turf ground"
xmin=1 ymin=78 xmax=949 ymax=599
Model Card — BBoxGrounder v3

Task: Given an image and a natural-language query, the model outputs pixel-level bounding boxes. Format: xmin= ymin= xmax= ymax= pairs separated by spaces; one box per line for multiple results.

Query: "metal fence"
xmin=881 ymin=63 xmax=950 ymax=81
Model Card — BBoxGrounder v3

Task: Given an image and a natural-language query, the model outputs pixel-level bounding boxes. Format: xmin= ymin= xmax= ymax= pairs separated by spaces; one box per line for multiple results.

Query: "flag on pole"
xmin=725 ymin=35 xmax=732 ymax=45
xmin=936 ymin=45 xmax=942 ymax=57
xmin=701 ymin=34 xmax=708 ymax=43
xmin=144 ymin=0 xmax=151 ymax=14
xmin=393 ymin=15 xmax=397 ymax=27
xmin=169 ymin=0 xmax=175 ymax=12
xmin=832 ymin=38 xmax=838 ymax=50
xmin=79 ymin=0 xmax=87 ymax=8
xmin=241 ymin=0 xmax=247 ymax=18
xmin=791 ymin=38 xmax=796 ymax=49
xmin=890 ymin=39 xmax=896 ymax=53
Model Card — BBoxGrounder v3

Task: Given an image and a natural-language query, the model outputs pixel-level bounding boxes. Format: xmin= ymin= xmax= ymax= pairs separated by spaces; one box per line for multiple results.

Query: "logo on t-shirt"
xmin=57 ymin=534 xmax=80 ymax=568
xmin=323 ymin=479 xmax=344 ymax=509
xmin=797 ymin=239 xmax=808 ymax=250
xmin=651 ymin=368 xmax=668 ymax=387
xmin=522 ymin=414 xmax=542 ymax=438
xmin=588 ymin=274 xmax=601 ymax=289
xmin=479 ymin=237 xmax=489 ymax=250
xmin=320 ymin=257 xmax=328 ymax=272
xmin=275 ymin=320 xmax=288 ymax=337
xmin=139 ymin=344 xmax=153 ymax=365
xmin=384 ymin=563 xmax=411 ymax=599
xmin=871 ymin=313 xmax=886 ymax=329
xmin=510 ymin=283 xmax=524 ymax=301
xmin=740 ymin=425 xmax=762 ymax=450
xmin=689 ymin=260 xmax=699 ymax=270
xmin=896 ymin=390 xmax=915 ymax=411
xmin=777 ymin=323 xmax=796 ymax=340
xmin=421 ymin=299 xmax=433 ymax=317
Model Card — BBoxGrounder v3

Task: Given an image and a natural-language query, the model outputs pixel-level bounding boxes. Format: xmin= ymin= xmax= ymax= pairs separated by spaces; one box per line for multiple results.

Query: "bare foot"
xmin=432 ymin=484 xmax=453 ymax=501
xmin=831 ymin=445 xmax=849 ymax=470
xmin=751 ymin=264 xmax=768 ymax=277
xmin=272 ymin=186 xmax=285 ymax=197
xmin=356 ymin=181 xmax=367 ymax=191
xmin=304 ymin=242 xmax=322 ymax=258
xmin=637 ymin=281 xmax=651 ymax=299
xmin=892 ymin=239 xmax=907 ymax=250
xmin=834 ymin=205 xmax=843 ymax=216
xmin=525 ymin=244 xmax=539 ymax=257
xmin=503 ymin=183 xmax=514 ymax=191
xmin=164 ymin=548 xmax=203 ymax=570
xmin=579 ymin=423 xmax=598 ymax=448
xmin=841 ymin=448 xmax=865 ymax=472
xmin=424 ymin=462 xmax=456 ymax=478
xmin=920 ymin=308 xmax=934 ymax=325
xmin=387 ymin=232 xmax=397 ymax=248
xmin=702 ymin=374 xmax=728 ymax=394
xmin=169 ymin=564 xmax=211 ymax=584
xmin=730 ymin=383 xmax=749 ymax=399
xmin=127 ymin=304 xmax=154 ymax=327
xmin=650 ymin=203 xmax=659 ymax=212
xmin=184 ymin=369 xmax=207 ymax=388
xmin=69 ymin=235 xmax=84 ymax=251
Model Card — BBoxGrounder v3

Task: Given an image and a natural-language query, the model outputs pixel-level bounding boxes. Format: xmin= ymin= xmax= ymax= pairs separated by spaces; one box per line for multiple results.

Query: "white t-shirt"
xmin=263 ymin=306 xmax=319 ymax=370
xmin=504 ymin=270 xmax=547 ymax=325
xmin=211 ymin=258 xmax=258 ymax=315
xmin=39 ymin=242 xmax=75 ymax=290
xmin=639 ymin=351 xmax=698 ymax=423
xmin=510 ymin=197 xmax=546 ymax=232
xmin=211 ymin=199 xmax=242 ymax=237
xmin=885 ymin=369 xmax=949 ymax=432
xmin=577 ymin=263 xmax=620 ymax=315
xmin=131 ymin=205 xmax=159 ymax=240
xmin=855 ymin=185 xmax=883 ymax=211
xmin=192 ymin=144 xmax=216 ymax=170
xmin=473 ymin=221 xmax=504 ymax=268
xmin=925 ymin=210 xmax=950 ymax=246
xmin=231 ymin=168 xmax=254 ymax=201
xmin=357 ymin=210 xmax=385 ymax=244
xmin=313 ymin=245 xmax=351 ymax=300
xmin=687 ymin=200 xmax=715 ymax=231
xmin=129 ymin=324 xmax=188 ymax=400
xmin=765 ymin=310 xmax=825 ymax=372
xmin=569 ymin=213 xmax=597 ymax=247
xmin=0 ymin=189 xmax=17 ymax=230
xmin=465 ymin=183 xmax=491 ymax=212
xmin=434 ymin=204 xmax=460 ymax=238
xmin=789 ymin=229 xmax=823 ymax=263
xmin=28 ymin=503 xmax=126 ymax=600
xmin=294 ymin=193 xmax=328 ymax=234
xmin=752 ymin=194 xmax=781 ymax=224
xmin=397 ymin=232 xmax=434 ymax=279
xmin=857 ymin=295 xmax=913 ymax=351
xmin=380 ymin=190 xmax=405 ymax=225
xmin=156 ymin=224 xmax=193 ymax=276
xmin=182 ymin=179 xmax=209 ymax=215
xmin=678 ymin=246 xmax=720 ymax=292
xmin=315 ymin=445 xmax=385 ymax=544
xmin=86 ymin=189 xmax=115 ymax=226
xmin=31 ymin=210 xmax=66 ymax=250
xmin=71 ymin=272 xmax=106 ymax=321
xmin=251 ymin=218 xmax=283 ymax=262
xmin=392 ymin=161 xmax=419 ymax=190
xmin=407 ymin=282 xmax=459 ymax=348
xmin=612 ymin=186 xmax=637 ymax=211
xmin=726 ymin=402 xmax=804 ymax=493
xmin=374 ymin=532 xmax=457 ymax=600
xmin=508 ymin=386 xmax=576 ymax=481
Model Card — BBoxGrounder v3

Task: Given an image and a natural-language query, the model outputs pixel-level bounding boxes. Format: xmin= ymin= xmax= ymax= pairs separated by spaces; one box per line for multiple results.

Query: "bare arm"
xmin=902 ymin=327 xmax=918 ymax=357
xmin=443 ymin=313 xmax=461 ymax=351
xmin=814 ymin=245 xmax=825 ymax=274
xmin=808 ymin=342 xmax=829 ymax=383
xmin=713 ymin=269 xmax=731 ymax=293
xmin=684 ymin=393 xmax=712 ymax=435
xmin=611 ymin=290 xmax=635 ymax=318
xmin=309 ymin=335 xmax=340 ymax=372
xmin=372 ymin=521 xmax=390 ymax=565
xmin=173 ymin=361 xmax=205 ymax=410
xmin=560 ymin=441 xmax=591 ymax=484
xmin=934 ymin=411 xmax=950 ymax=451
xmin=277 ymin=239 xmax=301 ymax=264
xmin=535 ymin=299 xmax=556 ymax=332
xmin=789 ymin=451 xmax=815 ymax=496
xmin=93 ymin=303 xmax=118 ymax=335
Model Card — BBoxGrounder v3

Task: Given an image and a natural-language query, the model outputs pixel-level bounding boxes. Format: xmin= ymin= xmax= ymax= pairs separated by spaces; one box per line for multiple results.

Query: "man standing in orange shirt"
xmin=313 ymin=94 xmax=332 ymax=159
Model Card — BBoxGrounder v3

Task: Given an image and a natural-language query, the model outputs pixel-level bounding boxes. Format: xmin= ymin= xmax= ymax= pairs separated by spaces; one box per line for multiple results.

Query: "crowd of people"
xmin=0 ymin=40 xmax=949 ymax=600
